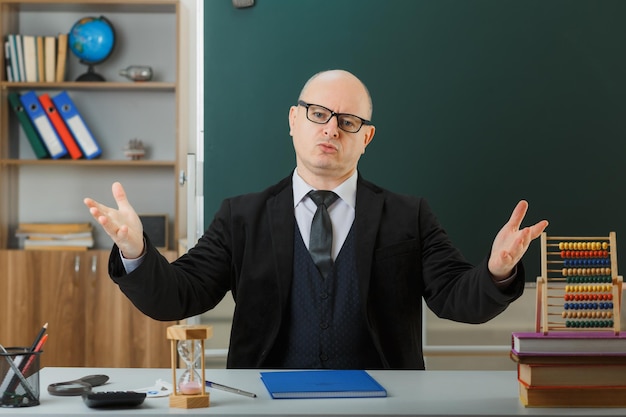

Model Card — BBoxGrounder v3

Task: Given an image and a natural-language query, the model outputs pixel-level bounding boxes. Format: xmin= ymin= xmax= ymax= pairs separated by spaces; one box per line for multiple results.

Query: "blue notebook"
xmin=260 ymin=370 xmax=387 ymax=399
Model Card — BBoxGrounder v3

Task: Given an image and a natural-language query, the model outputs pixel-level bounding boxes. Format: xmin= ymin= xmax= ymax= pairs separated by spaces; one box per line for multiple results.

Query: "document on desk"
xmin=260 ymin=370 xmax=387 ymax=399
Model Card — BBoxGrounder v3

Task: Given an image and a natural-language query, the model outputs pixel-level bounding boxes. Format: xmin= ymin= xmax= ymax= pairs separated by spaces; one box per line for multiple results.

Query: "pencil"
xmin=29 ymin=322 xmax=48 ymax=352
xmin=20 ymin=334 xmax=48 ymax=380
xmin=206 ymin=380 xmax=257 ymax=398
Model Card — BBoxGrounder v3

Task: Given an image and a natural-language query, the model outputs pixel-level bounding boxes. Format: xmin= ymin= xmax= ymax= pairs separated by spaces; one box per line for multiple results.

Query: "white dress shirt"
xmin=292 ymin=169 xmax=357 ymax=261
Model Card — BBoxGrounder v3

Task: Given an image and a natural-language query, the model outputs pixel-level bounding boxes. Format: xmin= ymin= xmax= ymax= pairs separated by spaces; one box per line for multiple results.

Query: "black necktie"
xmin=308 ymin=190 xmax=339 ymax=279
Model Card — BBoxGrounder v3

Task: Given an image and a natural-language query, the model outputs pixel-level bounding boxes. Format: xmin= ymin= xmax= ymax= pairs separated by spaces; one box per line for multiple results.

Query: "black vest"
xmin=272 ymin=225 xmax=381 ymax=369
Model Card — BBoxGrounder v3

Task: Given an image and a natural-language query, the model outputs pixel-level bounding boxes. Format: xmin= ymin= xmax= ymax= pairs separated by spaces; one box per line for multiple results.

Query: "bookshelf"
xmin=0 ymin=0 xmax=182 ymax=368
xmin=0 ymin=0 xmax=183 ymax=250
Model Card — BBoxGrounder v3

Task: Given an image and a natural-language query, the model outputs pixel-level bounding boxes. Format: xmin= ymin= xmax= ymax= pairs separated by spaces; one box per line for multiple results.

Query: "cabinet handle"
xmin=91 ymin=255 xmax=98 ymax=274
xmin=74 ymin=255 xmax=80 ymax=273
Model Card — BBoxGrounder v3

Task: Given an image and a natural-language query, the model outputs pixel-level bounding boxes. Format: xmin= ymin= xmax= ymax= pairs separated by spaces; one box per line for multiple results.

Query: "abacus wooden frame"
xmin=535 ymin=232 xmax=622 ymax=335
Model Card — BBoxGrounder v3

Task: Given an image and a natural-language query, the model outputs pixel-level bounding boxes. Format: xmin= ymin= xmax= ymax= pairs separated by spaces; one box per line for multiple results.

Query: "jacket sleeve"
xmin=418 ymin=199 xmax=525 ymax=323
xmin=108 ymin=201 xmax=235 ymax=321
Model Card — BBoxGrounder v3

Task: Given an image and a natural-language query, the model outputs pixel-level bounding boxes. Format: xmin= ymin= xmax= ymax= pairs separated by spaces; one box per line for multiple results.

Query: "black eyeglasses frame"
xmin=297 ymin=100 xmax=372 ymax=133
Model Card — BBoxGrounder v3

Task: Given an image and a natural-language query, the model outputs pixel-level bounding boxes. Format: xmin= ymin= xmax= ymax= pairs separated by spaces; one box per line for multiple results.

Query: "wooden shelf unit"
xmin=0 ymin=0 xmax=182 ymax=368
xmin=0 ymin=0 xmax=183 ymax=251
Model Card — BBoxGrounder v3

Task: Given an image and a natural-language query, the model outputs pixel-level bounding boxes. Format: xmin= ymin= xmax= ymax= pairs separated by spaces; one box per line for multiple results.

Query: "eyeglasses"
xmin=297 ymin=100 xmax=372 ymax=133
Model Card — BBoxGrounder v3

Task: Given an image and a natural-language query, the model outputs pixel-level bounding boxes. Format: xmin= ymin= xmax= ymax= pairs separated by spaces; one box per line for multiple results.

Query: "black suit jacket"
xmin=109 ymin=173 xmax=525 ymax=369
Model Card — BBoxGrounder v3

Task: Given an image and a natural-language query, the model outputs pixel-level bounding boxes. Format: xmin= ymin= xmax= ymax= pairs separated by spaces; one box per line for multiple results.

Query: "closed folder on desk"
xmin=8 ymin=92 xmax=49 ymax=159
xmin=260 ymin=370 xmax=387 ymax=399
xmin=19 ymin=91 xmax=67 ymax=159
xmin=52 ymin=91 xmax=101 ymax=159
xmin=39 ymin=93 xmax=82 ymax=159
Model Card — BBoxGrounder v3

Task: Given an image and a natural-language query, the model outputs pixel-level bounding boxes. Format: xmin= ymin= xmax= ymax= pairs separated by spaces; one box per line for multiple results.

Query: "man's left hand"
xmin=488 ymin=200 xmax=549 ymax=281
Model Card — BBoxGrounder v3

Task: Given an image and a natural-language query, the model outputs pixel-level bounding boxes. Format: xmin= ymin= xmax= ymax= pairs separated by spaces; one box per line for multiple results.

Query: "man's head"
xmin=289 ymin=70 xmax=375 ymax=189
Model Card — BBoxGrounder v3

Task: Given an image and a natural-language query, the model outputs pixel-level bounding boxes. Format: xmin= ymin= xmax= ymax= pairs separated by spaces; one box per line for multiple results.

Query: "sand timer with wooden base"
xmin=166 ymin=324 xmax=213 ymax=409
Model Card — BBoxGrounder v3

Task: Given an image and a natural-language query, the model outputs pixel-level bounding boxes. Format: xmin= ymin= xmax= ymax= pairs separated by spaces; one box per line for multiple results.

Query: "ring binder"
xmin=52 ymin=91 xmax=101 ymax=159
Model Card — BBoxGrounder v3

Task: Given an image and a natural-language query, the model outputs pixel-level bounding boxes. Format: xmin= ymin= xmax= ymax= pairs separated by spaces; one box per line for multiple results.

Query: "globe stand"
xmin=76 ymin=63 xmax=105 ymax=82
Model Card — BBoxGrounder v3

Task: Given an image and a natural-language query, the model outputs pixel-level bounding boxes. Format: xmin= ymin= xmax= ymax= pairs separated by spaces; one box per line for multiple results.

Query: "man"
xmin=85 ymin=69 xmax=548 ymax=369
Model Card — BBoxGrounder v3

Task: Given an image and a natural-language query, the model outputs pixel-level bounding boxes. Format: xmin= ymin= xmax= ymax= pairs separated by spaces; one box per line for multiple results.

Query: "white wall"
xmin=179 ymin=0 xmax=199 ymax=158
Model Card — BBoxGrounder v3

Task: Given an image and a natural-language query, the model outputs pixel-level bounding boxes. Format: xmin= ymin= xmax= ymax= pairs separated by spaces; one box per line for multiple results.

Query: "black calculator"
xmin=82 ymin=391 xmax=146 ymax=408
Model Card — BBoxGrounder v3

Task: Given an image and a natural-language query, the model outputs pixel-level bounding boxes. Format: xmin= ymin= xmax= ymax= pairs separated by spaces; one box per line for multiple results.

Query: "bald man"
xmin=85 ymin=69 xmax=548 ymax=369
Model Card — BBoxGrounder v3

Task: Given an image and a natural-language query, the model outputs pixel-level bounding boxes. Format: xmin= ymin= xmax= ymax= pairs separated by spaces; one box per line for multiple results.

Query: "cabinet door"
xmin=84 ymin=250 xmax=176 ymax=368
xmin=0 ymin=250 xmax=86 ymax=367
xmin=36 ymin=250 xmax=87 ymax=367
xmin=40 ymin=251 xmax=87 ymax=367
xmin=0 ymin=250 xmax=39 ymax=348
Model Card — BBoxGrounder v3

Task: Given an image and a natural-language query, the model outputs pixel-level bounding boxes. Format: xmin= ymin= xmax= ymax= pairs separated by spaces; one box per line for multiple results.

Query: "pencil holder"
xmin=0 ymin=347 xmax=41 ymax=407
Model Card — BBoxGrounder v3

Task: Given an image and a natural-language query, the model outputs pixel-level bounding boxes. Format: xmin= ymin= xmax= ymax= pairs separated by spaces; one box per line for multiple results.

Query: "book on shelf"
xmin=25 ymin=246 xmax=89 ymax=251
xmin=38 ymin=93 xmax=83 ymax=159
xmin=55 ymin=33 xmax=67 ymax=82
xmin=7 ymin=34 xmax=23 ymax=82
xmin=14 ymin=34 xmax=25 ymax=82
xmin=517 ymin=362 xmax=626 ymax=387
xmin=16 ymin=230 xmax=93 ymax=240
xmin=259 ymin=370 xmax=387 ymax=399
xmin=511 ymin=331 xmax=626 ymax=355
xmin=22 ymin=35 xmax=37 ymax=82
xmin=44 ymin=36 xmax=56 ymax=82
xmin=36 ymin=36 xmax=44 ymax=82
xmin=7 ymin=92 xmax=49 ymax=159
xmin=16 ymin=222 xmax=94 ymax=250
xmin=23 ymin=237 xmax=94 ymax=250
xmin=16 ymin=222 xmax=92 ymax=235
xmin=519 ymin=383 xmax=626 ymax=407
xmin=4 ymin=40 xmax=13 ymax=82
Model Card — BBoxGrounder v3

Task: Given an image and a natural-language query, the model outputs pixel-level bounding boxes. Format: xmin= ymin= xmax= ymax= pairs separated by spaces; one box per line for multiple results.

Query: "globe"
xmin=68 ymin=16 xmax=116 ymax=81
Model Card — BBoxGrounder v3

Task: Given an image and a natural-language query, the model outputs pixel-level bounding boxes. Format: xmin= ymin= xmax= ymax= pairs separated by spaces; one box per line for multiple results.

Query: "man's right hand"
xmin=84 ymin=181 xmax=145 ymax=259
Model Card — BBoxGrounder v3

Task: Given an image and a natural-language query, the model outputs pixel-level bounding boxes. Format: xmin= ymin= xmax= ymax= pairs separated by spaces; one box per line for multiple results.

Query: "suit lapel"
xmin=266 ymin=178 xmax=296 ymax=312
xmin=355 ymin=176 xmax=385 ymax=307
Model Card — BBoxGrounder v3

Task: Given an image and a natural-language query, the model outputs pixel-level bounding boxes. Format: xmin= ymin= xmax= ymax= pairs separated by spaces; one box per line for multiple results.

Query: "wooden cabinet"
xmin=0 ymin=249 xmax=176 ymax=368
xmin=84 ymin=250 xmax=176 ymax=368
xmin=0 ymin=0 xmax=183 ymax=367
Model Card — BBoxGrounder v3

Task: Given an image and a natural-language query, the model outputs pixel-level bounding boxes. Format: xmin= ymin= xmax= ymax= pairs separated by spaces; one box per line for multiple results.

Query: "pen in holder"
xmin=0 ymin=346 xmax=42 ymax=407
xmin=167 ymin=324 xmax=213 ymax=409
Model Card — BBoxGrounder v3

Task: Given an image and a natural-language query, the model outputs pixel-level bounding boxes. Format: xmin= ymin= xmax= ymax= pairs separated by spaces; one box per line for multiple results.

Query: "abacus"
xmin=535 ymin=232 xmax=622 ymax=335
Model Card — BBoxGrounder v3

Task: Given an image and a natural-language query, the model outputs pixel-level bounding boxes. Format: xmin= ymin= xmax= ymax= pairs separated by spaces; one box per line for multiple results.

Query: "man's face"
xmin=289 ymin=72 xmax=375 ymax=185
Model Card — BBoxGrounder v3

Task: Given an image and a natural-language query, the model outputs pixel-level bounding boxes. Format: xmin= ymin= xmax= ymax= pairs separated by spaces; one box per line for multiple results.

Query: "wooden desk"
xmin=0 ymin=367 xmax=623 ymax=416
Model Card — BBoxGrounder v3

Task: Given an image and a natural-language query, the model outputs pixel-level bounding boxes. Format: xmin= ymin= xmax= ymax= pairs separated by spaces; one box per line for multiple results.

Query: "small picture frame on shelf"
xmin=139 ymin=214 xmax=168 ymax=251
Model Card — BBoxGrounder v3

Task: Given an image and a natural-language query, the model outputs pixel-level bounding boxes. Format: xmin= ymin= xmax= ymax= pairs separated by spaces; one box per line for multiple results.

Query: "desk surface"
xmin=0 ymin=367 xmax=624 ymax=416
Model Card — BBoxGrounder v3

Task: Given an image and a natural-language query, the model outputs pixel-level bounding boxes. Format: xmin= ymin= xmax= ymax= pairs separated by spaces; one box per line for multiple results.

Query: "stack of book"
xmin=511 ymin=331 xmax=626 ymax=407
xmin=16 ymin=222 xmax=94 ymax=251
xmin=4 ymin=33 xmax=68 ymax=83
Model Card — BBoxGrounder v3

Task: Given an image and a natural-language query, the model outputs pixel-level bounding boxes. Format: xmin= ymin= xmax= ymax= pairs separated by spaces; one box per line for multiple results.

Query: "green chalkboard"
xmin=204 ymin=0 xmax=626 ymax=282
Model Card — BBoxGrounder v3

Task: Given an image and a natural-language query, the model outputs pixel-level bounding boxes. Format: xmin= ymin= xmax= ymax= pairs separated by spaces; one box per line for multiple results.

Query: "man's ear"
xmin=288 ymin=106 xmax=297 ymax=135
xmin=362 ymin=125 xmax=375 ymax=153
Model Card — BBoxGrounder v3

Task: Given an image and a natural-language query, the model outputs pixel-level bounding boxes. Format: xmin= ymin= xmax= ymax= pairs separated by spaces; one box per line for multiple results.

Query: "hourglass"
xmin=166 ymin=324 xmax=213 ymax=409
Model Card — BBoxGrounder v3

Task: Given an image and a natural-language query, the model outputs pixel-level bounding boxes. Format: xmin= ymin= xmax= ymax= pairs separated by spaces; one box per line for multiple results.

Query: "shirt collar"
xmin=292 ymin=169 xmax=357 ymax=209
